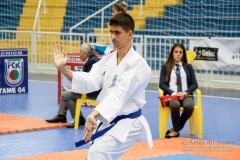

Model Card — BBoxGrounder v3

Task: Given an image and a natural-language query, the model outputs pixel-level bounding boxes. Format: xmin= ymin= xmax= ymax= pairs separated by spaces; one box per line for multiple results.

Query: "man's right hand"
xmin=53 ymin=43 xmax=67 ymax=68
xmin=53 ymin=43 xmax=73 ymax=80
xmin=83 ymin=111 xmax=100 ymax=142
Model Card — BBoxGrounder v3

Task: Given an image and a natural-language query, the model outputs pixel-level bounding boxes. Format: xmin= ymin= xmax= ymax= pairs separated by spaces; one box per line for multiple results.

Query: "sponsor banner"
xmin=67 ymin=54 xmax=83 ymax=63
xmin=189 ymin=39 xmax=240 ymax=71
xmin=194 ymin=47 xmax=218 ymax=61
xmin=0 ymin=48 xmax=28 ymax=95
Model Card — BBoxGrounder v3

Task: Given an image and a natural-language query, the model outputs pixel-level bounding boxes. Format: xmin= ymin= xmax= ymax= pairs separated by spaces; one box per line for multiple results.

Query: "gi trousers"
xmin=87 ymin=119 xmax=143 ymax=160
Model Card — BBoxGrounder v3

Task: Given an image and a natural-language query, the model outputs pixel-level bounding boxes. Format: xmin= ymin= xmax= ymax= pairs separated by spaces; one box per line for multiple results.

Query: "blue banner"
xmin=0 ymin=48 xmax=28 ymax=94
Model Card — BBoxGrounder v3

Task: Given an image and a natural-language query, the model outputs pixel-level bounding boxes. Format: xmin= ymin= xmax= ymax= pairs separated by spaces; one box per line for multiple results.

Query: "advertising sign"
xmin=0 ymin=48 xmax=28 ymax=95
xmin=189 ymin=39 xmax=240 ymax=71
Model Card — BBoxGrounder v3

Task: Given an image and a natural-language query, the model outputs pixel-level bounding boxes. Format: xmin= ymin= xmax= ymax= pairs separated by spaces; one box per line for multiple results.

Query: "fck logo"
xmin=4 ymin=59 xmax=24 ymax=86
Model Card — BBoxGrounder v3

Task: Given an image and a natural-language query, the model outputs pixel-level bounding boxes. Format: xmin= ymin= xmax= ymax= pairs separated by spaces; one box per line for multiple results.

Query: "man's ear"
xmin=128 ymin=31 xmax=133 ymax=39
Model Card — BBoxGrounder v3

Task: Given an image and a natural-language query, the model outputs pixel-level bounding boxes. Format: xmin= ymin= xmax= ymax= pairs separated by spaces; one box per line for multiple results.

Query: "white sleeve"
xmin=61 ymin=72 xmax=73 ymax=91
xmin=71 ymin=60 xmax=103 ymax=94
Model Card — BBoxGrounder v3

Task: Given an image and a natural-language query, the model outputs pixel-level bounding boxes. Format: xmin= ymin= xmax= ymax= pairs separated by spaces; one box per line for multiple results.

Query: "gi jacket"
xmin=83 ymin=55 xmax=101 ymax=98
xmin=63 ymin=47 xmax=153 ymax=148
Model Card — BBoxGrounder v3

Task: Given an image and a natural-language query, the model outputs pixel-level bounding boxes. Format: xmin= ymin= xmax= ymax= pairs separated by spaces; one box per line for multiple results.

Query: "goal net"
xmin=1 ymin=0 xmax=239 ymax=38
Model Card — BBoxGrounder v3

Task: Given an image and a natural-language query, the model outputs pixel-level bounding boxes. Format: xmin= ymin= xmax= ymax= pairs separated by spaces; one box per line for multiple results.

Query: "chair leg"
xmin=195 ymin=108 xmax=203 ymax=139
xmin=189 ymin=113 xmax=195 ymax=135
xmin=74 ymin=100 xmax=82 ymax=130
xmin=159 ymin=108 xmax=170 ymax=138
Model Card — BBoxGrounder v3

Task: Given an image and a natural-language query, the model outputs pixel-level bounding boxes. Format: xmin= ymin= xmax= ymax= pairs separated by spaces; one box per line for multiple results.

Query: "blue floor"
xmin=0 ymin=81 xmax=240 ymax=159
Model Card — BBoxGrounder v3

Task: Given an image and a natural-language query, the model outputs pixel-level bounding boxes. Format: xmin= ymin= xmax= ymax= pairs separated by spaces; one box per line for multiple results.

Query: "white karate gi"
xmin=63 ymin=47 xmax=153 ymax=160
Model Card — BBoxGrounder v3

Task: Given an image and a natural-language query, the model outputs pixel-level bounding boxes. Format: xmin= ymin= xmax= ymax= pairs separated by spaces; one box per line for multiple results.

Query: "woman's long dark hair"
xmin=164 ymin=43 xmax=187 ymax=83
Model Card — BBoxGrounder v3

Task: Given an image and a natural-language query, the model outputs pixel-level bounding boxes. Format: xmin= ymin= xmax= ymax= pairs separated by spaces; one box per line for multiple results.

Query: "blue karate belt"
xmin=75 ymin=109 xmax=142 ymax=147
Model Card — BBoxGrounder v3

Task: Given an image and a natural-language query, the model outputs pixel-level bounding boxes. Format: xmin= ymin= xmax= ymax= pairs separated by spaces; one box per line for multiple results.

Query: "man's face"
xmin=110 ymin=25 xmax=132 ymax=50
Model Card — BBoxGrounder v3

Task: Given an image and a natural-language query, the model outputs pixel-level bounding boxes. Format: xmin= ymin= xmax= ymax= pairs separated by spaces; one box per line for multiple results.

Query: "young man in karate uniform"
xmin=53 ymin=13 xmax=153 ymax=160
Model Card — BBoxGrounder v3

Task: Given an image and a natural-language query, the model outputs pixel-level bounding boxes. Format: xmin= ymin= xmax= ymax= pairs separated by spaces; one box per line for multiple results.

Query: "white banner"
xmin=189 ymin=39 xmax=240 ymax=71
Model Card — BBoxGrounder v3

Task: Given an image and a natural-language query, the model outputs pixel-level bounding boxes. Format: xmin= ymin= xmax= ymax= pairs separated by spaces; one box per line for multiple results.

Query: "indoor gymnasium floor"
xmin=0 ymin=73 xmax=240 ymax=160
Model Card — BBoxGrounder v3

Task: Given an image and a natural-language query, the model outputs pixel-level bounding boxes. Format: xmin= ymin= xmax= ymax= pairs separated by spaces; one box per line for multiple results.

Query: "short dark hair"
xmin=109 ymin=12 xmax=135 ymax=32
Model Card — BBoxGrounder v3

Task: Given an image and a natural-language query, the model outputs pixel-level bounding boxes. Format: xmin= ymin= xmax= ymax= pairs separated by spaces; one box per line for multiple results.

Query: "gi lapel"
xmin=97 ymin=48 xmax=134 ymax=101
xmin=106 ymin=48 xmax=134 ymax=89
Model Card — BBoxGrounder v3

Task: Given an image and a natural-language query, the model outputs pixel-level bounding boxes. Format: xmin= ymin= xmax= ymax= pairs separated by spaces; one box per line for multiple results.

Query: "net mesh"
xmin=0 ymin=0 xmax=240 ymax=88
xmin=156 ymin=0 xmax=240 ymax=37
xmin=0 ymin=0 xmax=239 ymax=37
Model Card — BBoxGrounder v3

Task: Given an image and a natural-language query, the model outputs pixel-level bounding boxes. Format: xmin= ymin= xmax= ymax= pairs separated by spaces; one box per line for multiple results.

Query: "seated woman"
xmin=159 ymin=43 xmax=198 ymax=138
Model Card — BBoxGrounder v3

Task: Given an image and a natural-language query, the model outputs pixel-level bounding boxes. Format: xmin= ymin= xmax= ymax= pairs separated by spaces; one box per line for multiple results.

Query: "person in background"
xmin=53 ymin=13 xmax=152 ymax=159
xmin=112 ymin=1 xmax=127 ymax=17
xmin=103 ymin=1 xmax=128 ymax=55
xmin=46 ymin=43 xmax=101 ymax=128
xmin=159 ymin=43 xmax=198 ymax=138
